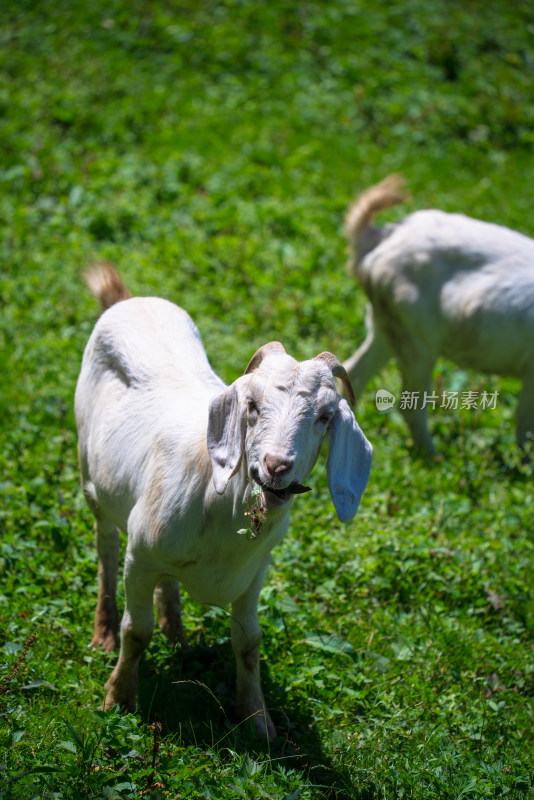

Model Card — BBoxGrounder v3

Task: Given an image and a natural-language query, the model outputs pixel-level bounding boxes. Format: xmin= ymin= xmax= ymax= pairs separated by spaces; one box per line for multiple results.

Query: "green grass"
xmin=1 ymin=1 xmax=533 ymax=797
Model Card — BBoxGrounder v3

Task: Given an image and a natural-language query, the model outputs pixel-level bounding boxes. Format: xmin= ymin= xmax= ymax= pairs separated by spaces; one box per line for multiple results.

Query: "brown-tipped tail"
xmin=83 ymin=261 xmax=132 ymax=310
xmin=345 ymin=174 xmax=407 ymax=247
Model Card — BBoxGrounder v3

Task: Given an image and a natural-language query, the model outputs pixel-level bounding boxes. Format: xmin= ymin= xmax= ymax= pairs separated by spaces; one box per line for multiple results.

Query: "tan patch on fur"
xmin=192 ymin=438 xmax=214 ymax=484
xmin=92 ymin=597 xmax=119 ymax=652
xmin=144 ymin=436 xmax=213 ymax=541
xmin=154 ymin=578 xmax=188 ymax=648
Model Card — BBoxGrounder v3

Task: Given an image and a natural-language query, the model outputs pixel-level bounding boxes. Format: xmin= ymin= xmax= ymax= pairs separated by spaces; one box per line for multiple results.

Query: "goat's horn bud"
xmin=314 ymin=352 xmax=355 ymax=406
xmin=244 ymin=341 xmax=287 ymax=374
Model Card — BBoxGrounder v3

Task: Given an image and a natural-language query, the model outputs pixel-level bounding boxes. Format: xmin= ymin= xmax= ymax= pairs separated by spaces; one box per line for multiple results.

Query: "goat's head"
xmin=207 ymin=342 xmax=372 ymax=522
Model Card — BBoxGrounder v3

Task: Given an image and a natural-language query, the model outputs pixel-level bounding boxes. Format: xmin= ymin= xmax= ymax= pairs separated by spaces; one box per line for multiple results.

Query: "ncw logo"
xmin=375 ymin=389 xmax=395 ymax=411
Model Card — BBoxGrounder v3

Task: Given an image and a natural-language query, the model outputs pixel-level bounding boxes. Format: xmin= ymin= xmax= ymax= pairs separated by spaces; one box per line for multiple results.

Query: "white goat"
xmin=75 ymin=263 xmax=372 ymax=740
xmin=344 ymin=175 xmax=534 ymax=456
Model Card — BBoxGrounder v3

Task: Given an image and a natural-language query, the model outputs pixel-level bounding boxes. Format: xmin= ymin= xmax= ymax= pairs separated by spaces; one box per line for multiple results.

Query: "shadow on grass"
xmin=137 ymin=638 xmax=356 ymax=800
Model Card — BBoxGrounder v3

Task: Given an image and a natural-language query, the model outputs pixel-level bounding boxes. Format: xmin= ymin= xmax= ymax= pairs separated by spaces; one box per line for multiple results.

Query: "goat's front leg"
xmin=92 ymin=517 xmax=120 ymax=652
xmin=231 ymin=562 xmax=276 ymax=740
xmin=103 ymin=554 xmax=159 ymax=711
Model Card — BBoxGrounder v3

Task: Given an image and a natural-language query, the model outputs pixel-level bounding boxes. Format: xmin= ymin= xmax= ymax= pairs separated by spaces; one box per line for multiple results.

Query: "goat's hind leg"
xmin=154 ymin=576 xmax=188 ymax=648
xmin=92 ymin=516 xmax=120 ymax=652
xmin=516 ymin=375 xmax=534 ymax=455
xmin=397 ymin=352 xmax=436 ymax=457
xmin=343 ymin=308 xmax=391 ymax=403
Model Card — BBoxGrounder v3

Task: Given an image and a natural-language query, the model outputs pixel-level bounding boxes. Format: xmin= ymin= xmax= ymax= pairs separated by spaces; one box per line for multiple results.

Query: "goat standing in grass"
xmin=344 ymin=175 xmax=534 ymax=456
xmin=75 ymin=263 xmax=372 ymax=740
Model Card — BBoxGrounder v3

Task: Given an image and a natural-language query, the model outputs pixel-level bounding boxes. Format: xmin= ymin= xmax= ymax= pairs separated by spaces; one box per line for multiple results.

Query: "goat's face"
xmin=207 ymin=346 xmax=372 ymax=523
xmin=243 ymin=357 xmax=338 ymax=510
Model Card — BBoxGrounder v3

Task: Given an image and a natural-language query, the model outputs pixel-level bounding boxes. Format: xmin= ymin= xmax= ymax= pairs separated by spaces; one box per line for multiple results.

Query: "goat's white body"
xmin=75 ymin=288 xmax=372 ymax=739
xmin=76 ymin=297 xmax=285 ymax=607
xmin=345 ymin=187 xmax=534 ymax=454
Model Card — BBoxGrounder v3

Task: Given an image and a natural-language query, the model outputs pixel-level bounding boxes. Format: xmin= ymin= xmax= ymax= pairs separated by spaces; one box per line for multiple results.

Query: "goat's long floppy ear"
xmin=327 ymin=398 xmax=372 ymax=522
xmin=207 ymin=384 xmax=246 ymax=494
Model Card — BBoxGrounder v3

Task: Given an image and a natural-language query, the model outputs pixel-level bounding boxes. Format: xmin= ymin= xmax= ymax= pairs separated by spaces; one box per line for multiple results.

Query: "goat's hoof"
xmin=158 ymin=618 xmax=188 ymax=649
xmin=255 ymin=711 xmax=277 ymax=742
xmin=91 ymin=629 xmax=118 ymax=652
xmin=102 ymin=693 xmax=136 ymax=713
xmin=237 ymin=704 xmax=277 ymax=741
xmin=103 ymin=675 xmax=136 ymax=713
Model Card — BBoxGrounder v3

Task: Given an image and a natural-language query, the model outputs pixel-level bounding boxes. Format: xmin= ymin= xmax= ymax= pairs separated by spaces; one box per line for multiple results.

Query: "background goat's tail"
xmin=83 ymin=261 xmax=132 ymax=310
xmin=344 ymin=174 xmax=407 ymax=268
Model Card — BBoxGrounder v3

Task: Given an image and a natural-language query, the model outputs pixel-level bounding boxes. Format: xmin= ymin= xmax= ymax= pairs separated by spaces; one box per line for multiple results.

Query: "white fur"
xmin=75 ymin=295 xmax=372 ymax=739
xmin=345 ymin=183 xmax=534 ymax=455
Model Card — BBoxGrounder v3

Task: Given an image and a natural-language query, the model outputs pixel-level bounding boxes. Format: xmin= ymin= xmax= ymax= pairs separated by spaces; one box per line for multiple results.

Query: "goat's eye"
xmin=317 ymin=410 xmax=333 ymax=425
xmin=247 ymin=399 xmax=259 ymax=419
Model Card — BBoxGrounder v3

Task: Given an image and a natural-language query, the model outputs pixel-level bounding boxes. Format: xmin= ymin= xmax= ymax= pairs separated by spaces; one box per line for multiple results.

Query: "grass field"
xmin=1 ymin=1 xmax=533 ymax=798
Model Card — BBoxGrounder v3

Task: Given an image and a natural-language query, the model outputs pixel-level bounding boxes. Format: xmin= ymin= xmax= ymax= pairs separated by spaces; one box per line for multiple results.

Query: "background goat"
xmin=75 ymin=263 xmax=372 ymax=740
xmin=344 ymin=175 xmax=534 ymax=456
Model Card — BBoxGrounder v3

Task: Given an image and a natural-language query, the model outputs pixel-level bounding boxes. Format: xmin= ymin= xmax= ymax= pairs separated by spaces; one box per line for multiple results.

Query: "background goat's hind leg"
xmin=92 ymin=517 xmax=120 ymax=652
xmin=154 ymin=576 xmax=188 ymax=647
xmin=231 ymin=563 xmax=276 ymax=740
xmin=516 ymin=375 xmax=534 ymax=455
xmin=343 ymin=311 xmax=391 ymax=403
xmin=398 ymin=352 xmax=436 ymax=457
xmin=104 ymin=556 xmax=159 ymax=712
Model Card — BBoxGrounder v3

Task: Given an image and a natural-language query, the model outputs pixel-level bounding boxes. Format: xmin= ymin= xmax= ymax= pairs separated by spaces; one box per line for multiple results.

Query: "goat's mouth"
xmin=260 ymin=481 xmax=312 ymax=507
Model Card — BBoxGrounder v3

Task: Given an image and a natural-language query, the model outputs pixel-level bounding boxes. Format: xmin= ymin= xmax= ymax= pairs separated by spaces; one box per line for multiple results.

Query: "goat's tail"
xmin=344 ymin=174 xmax=407 ymax=269
xmin=83 ymin=261 xmax=132 ymax=310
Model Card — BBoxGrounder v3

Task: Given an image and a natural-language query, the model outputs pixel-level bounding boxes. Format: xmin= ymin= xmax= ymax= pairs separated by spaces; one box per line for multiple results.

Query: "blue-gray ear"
xmin=207 ymin=384 xmax=246 ymax=494
xmin=327 ymin=398 xmax=372 ymax=522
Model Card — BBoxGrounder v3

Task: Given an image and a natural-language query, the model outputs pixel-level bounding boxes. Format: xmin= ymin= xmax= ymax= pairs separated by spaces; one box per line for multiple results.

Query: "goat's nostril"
xmin=264 ymin=454 xmax=293 ymax=477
